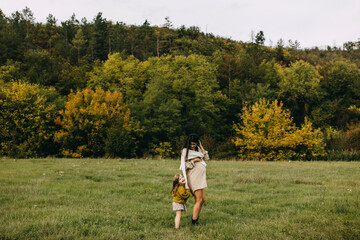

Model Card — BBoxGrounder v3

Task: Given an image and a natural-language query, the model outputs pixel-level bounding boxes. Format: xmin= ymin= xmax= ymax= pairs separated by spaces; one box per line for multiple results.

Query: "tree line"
xmin=0 ymin=7 xmax=359 ymax=160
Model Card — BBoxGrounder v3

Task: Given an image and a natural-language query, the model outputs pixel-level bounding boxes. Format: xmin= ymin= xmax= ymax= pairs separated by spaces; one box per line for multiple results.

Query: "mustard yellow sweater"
xmin=173 ymin=185 xmax=190 ymax=204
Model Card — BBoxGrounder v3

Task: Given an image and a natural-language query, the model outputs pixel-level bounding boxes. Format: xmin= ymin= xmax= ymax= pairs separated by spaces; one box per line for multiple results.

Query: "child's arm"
xmin=179 ymin=186 xmax=191 ymax=198
xmin=183 ymin=188 xmax=190 ymax=198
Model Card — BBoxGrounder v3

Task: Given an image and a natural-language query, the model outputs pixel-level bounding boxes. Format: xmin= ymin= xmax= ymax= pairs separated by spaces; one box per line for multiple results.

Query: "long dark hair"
xmin=183 ymin=133 xmax=199 ymax=161
xmin=171 ymin=173 xmax=181 ymax=196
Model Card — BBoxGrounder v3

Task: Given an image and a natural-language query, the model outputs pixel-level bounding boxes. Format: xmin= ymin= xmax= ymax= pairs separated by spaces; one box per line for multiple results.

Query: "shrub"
xmin=233 ymin=99 xmax=326 ymax=161
xmin=54 ymin=88 xmax=141 ymax=158
xmin=0 ymin=82 xmax=57 ymax=157
xmin=324 ymin=126 xmax=346 ymax=151
xmin=173 ymin=135 xmax=188 ymax=154
xmin=324 ymin=123 xmax=360 ymax=153
xmin=326 ymin=150 xmax=360 ymax=161
xmin=346 ymin=122 xmax=360 ymax=151
xmin=152 ymin=142 xmax=174 ymax=159
xmin=211 ymin=138 xmax=238 ymax=160
xmin=293 ymin=118 xmax=327 ymax=160
xmin=105 ymin=124 xmax=142 ymax=158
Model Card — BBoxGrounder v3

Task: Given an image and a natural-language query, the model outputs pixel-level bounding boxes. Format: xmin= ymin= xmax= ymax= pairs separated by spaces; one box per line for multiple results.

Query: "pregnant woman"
xmin=179 ymin=134 xmax=209 ymax=226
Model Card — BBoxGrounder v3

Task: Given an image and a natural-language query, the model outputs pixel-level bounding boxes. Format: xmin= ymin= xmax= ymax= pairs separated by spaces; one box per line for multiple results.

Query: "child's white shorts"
xmin=172 ymin=202 xmax=187 ymax=212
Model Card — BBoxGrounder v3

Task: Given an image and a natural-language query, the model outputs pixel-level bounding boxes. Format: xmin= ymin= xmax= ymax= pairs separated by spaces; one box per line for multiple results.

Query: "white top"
xmin=179 ymin=148 xmax=208 ymax=188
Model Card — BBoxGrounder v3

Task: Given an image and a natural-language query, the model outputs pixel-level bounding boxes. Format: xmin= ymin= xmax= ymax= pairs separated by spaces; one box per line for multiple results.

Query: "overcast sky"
xmin=2 ymin=0 xmax=360 ymax=48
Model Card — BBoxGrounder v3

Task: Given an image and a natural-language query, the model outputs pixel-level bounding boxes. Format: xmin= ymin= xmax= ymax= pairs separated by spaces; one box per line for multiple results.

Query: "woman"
xmin=179 ymin=134 xmax=209 ymax=226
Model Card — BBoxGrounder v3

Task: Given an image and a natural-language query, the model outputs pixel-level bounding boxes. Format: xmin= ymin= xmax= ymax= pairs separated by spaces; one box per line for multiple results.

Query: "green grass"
xmin=0 ymin=159 xmax=359 ymax=239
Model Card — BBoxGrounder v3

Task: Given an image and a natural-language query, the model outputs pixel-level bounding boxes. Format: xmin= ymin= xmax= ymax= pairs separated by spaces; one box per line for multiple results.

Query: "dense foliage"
xmin=54 ymin=88 xmax=141 ymax=158
xmin=233 ymin=99 xmax=325 ymax=161
xmin=0 ymin=82 xmax=58 ymax=157
xmin=0 ymin=7 xmax=359 ymax=159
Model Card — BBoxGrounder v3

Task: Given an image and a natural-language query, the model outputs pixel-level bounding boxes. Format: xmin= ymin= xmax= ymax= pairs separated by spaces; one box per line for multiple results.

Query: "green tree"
xmin=88 ymin=53 xmax=150 ymax=102
xmin=5 ymin=10 xmax=28 ymax=62
xmin=107 ymin=21 xmax=128 ymax=54
xmin=0 ymin=10 xmax=9 ymax=64
xmin=105 ymin=123 xmax=143 ymax=158
xmin=91 ymin=12 xmax=109 ymax=60
xmin=0 ymin=60 xmax=23 ymax=83
xmin=277 ymin=60 xmax=322 ymax=124
xmin=137 ymin=20 xmax=156 ymax=60
xmin=321 ymin=59 xmax=360 ymax=106
xmin=23 ymin=49 xmax=60 ymax=86
xmin=72 ymin=28 xmax=88 ymax=63
xmin=343 ymin=41 xmax=355 ymax=52
xmin=258 ymin=59 xmax=282 ymax=89
xmin=255 ymin=31 xmax=265 ymax=45
xmin=0 ymin=81 xmax=58 ymax=157
xmin=212 ymin=50 xmax=239 ymax=97
xmin=56 ymin=59 xmax=90 ymax=95
xmin=46 ymin=14 xmax=57 ymax=55
xmin=21 ymin=7 xmax=35 ymax=50
xmin=60 ymin=13 xmax=79 ymax=58
xmin=135 ymin=54 xmax=225 ymax=144
xmin=319 ymin=59 xmax=360 ymax=127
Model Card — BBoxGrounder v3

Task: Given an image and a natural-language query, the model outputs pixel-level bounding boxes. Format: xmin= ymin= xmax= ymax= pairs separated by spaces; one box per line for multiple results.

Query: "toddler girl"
xmin=171 ymin=173 xmax=190 ymax=229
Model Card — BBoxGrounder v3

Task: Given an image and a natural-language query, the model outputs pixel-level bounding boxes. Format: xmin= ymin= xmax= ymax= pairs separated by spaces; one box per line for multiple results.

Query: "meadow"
xmin=0 ymin=158 xmax=359 ymax=239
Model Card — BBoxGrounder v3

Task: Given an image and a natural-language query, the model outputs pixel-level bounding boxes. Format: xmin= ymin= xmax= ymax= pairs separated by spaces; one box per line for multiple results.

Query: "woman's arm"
xmin=180 ymin=149 xmax=189 ymax=188
xmin=182 ymin=168 xmax=188 ymax=188
xmin=198 ymin=140 xmax=206 ymax=154
xmin=198 ymin=140 xmax=209 ymax=160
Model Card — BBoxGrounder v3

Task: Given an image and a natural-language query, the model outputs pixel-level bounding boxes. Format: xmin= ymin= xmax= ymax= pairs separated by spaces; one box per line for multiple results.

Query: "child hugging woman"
xmin=171 ymin=174 xmax=190 ymax=229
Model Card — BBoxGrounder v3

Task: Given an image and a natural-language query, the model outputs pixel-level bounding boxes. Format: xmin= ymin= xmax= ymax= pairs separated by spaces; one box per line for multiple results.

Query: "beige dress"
xmin=187 ymin=154 xmax=209 ymax=192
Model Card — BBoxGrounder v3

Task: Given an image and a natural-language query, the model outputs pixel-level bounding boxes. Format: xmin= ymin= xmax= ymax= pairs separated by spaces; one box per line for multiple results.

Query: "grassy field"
xmin=0 ymin=158 xmax=359 ymax=239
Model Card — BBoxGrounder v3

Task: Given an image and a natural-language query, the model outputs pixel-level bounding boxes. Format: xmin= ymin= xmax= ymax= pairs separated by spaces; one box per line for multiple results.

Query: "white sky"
xmin=1 ymin=0 xmax=360 ymax=49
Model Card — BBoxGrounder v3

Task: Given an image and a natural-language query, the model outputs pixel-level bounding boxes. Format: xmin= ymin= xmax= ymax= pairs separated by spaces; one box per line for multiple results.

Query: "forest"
xmin=0 ymin=7 xmax=359 ymax=160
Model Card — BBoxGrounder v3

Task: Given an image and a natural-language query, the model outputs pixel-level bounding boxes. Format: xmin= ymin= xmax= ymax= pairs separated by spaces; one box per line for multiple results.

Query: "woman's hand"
xmin=198 ymin=140 xmax=206 ymax=154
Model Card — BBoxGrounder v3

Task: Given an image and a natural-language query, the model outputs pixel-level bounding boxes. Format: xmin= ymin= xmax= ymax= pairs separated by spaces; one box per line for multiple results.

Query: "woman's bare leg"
xmin=192 ymin=189 xmax=206 ymax=221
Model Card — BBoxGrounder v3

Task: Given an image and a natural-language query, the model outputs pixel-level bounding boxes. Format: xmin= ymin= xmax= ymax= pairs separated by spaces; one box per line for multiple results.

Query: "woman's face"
xmin=190 ymin=141 xmax=197 ymax=150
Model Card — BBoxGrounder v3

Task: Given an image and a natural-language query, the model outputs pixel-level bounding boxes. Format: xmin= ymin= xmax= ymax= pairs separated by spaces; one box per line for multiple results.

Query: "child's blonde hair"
xmin=171 ymin=173 xmax=181 ymax=196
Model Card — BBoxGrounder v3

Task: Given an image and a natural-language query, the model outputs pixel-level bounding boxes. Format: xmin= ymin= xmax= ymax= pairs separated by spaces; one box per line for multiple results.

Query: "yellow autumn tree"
xmin=233 ymin=99 xmax=326 ymax=161
xmin=54 ymin=88 xmax=141 ymax=158
xmin=0 ymin=81 xmax=57 ymax=157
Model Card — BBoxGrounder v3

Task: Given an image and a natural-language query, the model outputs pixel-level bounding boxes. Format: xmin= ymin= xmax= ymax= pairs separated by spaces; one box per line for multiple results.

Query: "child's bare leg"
xmin=175 ymin=210 xmax=182 ymax=229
